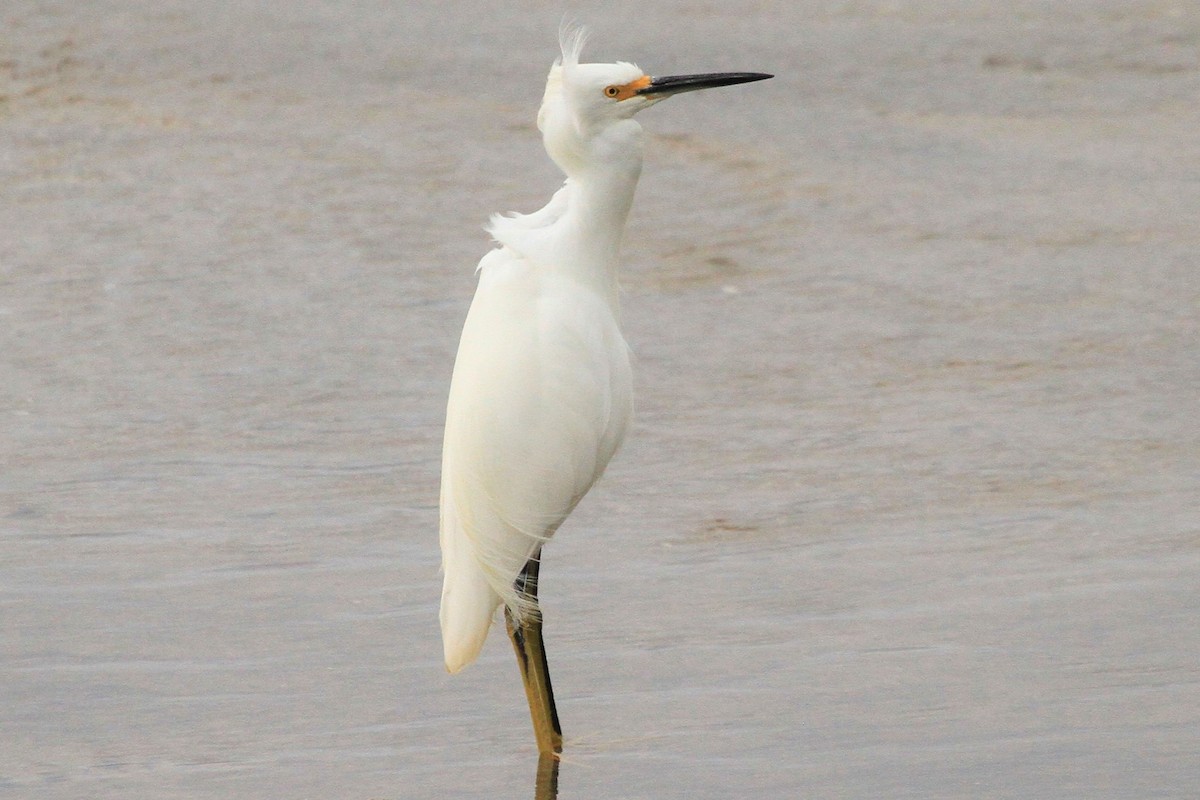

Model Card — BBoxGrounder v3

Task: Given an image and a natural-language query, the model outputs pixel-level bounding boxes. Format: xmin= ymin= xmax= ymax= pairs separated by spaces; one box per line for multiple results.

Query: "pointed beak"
xmin=636 ymin=72 xmax=773 ymax=98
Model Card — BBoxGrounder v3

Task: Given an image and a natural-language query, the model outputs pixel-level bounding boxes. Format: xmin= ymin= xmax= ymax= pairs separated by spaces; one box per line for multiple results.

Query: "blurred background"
xmin=2 ymin=1 xmax=1198 ymax=797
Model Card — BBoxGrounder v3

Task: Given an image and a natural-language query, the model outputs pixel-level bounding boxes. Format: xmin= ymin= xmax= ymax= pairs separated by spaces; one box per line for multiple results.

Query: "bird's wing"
xmin=440 ymin=248 xmax=632 ymax=617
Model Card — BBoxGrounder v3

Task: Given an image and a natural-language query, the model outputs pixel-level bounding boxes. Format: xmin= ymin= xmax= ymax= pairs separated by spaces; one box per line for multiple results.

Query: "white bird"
xmin=438 ymin=27 xmax=771 ymax=754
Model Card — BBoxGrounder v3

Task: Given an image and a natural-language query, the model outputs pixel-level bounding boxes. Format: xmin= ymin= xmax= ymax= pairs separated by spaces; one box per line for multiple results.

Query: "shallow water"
xmin=3 ymin=2 xmax=1199 ymax=797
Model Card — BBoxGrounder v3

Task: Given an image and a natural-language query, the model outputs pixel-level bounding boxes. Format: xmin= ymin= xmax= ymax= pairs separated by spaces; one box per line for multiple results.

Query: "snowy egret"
xmin=438 ymin=27 xmax=771 ymax=754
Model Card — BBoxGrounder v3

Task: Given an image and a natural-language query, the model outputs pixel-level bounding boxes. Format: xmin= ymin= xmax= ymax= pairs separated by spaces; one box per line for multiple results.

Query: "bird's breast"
xmin=443 ymin=251 xmax=633 ymax=539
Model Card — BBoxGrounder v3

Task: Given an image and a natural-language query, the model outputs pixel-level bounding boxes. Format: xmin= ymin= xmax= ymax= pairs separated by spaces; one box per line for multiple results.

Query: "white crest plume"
xmin=558 ymin=21 xmax=588 ymax=73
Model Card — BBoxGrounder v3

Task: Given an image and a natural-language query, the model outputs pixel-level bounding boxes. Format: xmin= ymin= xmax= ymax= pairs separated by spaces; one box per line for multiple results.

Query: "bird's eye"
xmin=604 ymin=85 xmax=620 ymax=98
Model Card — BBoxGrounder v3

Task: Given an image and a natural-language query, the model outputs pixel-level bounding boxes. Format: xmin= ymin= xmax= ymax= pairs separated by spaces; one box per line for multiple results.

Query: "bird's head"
xmin=537 ymin=26 xmax=771 ymax=176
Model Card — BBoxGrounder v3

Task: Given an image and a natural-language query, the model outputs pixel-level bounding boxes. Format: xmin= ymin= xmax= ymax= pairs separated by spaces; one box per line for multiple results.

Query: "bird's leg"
xmin=534 ymin=752 xmax=560 ymax=800
xmin=505 ymin=550 xmax=563 ymax=755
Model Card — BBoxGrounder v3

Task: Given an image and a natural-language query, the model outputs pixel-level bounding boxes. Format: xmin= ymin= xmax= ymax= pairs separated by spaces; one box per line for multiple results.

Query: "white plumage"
xmin=435 ymin=28 xmax=770 ymax=753
xmin=439 ymin=29 xmax=640 ymax=673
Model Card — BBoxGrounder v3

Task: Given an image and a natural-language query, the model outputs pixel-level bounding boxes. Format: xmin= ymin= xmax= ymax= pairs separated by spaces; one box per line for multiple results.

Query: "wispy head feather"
xmin=558 ymin=21 xmax=588 ymax=72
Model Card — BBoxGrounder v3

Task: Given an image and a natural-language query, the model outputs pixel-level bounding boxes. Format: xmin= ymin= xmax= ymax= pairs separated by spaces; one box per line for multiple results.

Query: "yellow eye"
xmin=604 ymin=85 xmax=620 ymax=98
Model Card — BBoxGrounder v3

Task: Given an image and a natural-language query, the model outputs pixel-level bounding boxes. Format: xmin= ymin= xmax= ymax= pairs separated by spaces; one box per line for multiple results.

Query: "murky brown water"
xmin=3 ymin=2 xmax=1198 ymax=798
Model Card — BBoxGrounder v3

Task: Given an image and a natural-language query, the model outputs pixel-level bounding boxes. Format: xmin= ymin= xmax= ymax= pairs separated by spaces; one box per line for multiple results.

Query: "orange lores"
xmin=608 ymin=74 xmax=651 ymax=100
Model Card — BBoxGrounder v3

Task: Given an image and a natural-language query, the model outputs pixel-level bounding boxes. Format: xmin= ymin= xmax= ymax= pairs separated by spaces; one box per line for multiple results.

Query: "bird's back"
xmin=439 ymin=244 xmax=633 ymax=672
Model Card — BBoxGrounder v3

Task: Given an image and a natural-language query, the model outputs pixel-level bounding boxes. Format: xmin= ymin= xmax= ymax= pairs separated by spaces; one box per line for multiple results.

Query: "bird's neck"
xmin=555 ymin=128 xmax=644 ymax=309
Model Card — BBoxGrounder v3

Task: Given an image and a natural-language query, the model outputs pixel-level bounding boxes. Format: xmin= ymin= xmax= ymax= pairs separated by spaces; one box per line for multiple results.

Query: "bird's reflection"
xmin=534 ymin=753 xmax=559 ymax=800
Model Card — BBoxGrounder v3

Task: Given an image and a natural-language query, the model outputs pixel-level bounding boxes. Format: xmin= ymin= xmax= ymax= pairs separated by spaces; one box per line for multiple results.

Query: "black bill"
xmin=637 ymin=72 xmax=773 ymax=97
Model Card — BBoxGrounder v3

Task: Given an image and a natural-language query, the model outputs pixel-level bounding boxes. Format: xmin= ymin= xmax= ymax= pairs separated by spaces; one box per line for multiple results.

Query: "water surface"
xmin=3 ymin=2 xmax=1198 ymax=797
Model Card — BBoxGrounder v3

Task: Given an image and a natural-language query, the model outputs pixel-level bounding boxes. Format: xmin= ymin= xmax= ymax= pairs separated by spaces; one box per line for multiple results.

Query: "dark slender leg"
xmin=505 ymin=550 xmax=563 ymax=754
xmin=534 ymin=751 xmax=560 ymax=800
